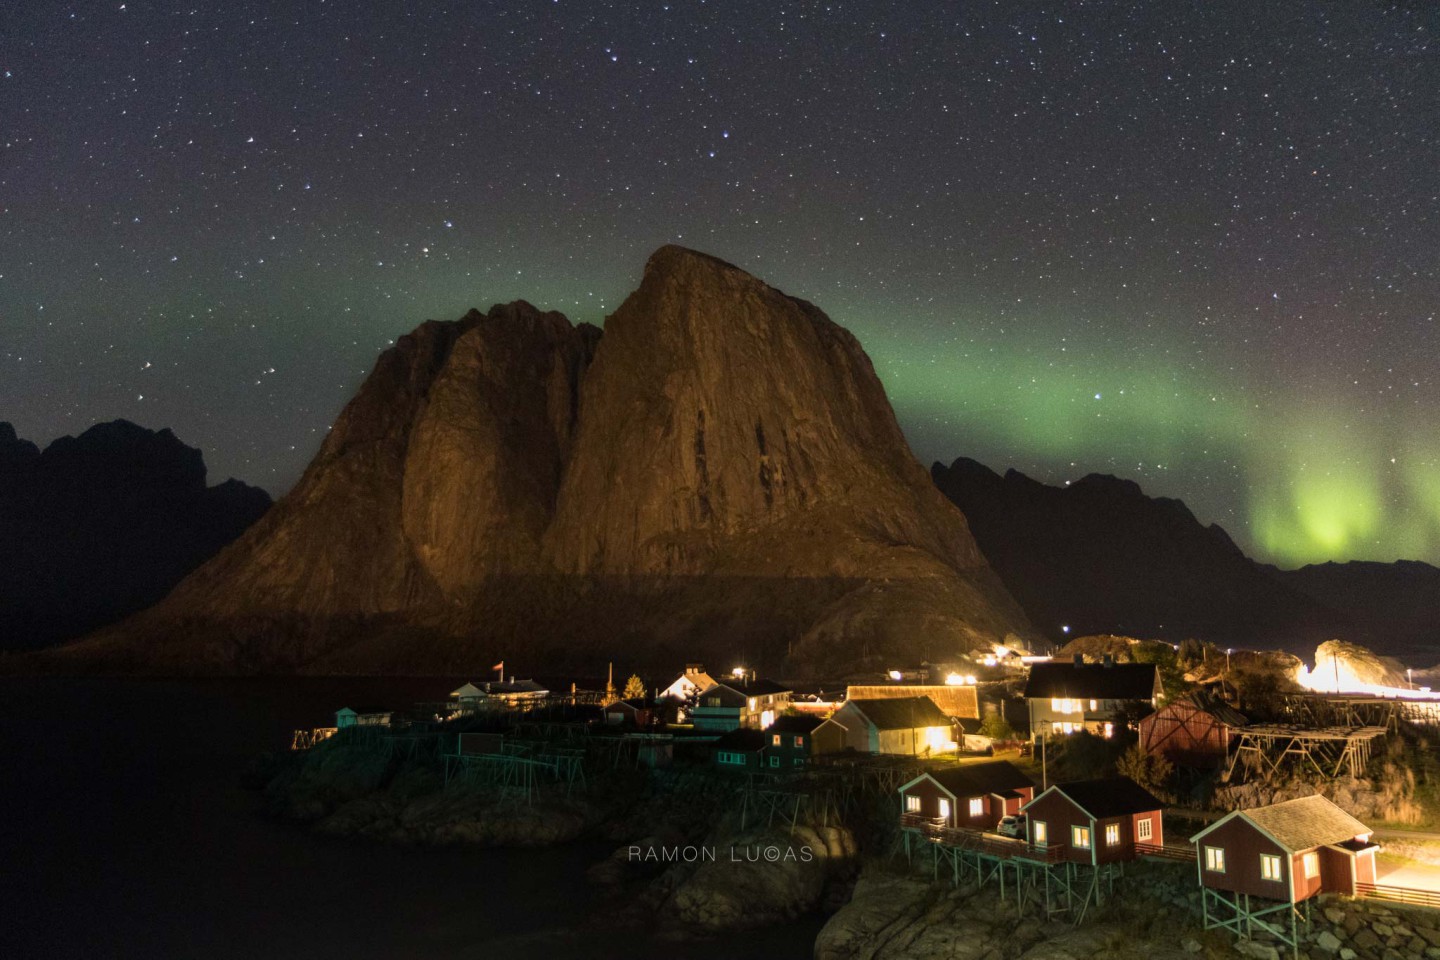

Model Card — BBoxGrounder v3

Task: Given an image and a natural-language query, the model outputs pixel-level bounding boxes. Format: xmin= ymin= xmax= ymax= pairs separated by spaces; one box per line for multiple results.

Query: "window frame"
xmin=1204 ymin=845 xmax=1226 ymax=873
xmin=905 ymin=794 xmax=921 ymax=813
xmin=1105 ymin=823 xmax=1121 ymax=846
xmin=1302 ymin=852 xmax=1320 ymax=879
xmin=1260 ymin=853 xmax=1283 ymax=882
xmin=1136 ymin=818 xmax=1153 ymax=842
xmin=1033 ymin=820 xmax=1048 ymax=844
xmin=1071 ymin=825 xmax=1091 ymax=849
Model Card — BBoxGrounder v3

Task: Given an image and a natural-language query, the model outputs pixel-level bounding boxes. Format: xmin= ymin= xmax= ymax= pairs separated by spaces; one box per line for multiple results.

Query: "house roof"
xmin=1187 ymin=689 xmax=1249 ymax=727
xmin=1023 ymin=662 xmax=1160 ymax=701
xmin=338 ymin=705 xmax=389 ymax=715
xmin=927 ymin=761 xmax=1034 ymax=798
xmin=766 ymin=714 xmax=825 ymax=734
xmin=712 ymin=728 xmax=767 ymax=752
xmin=846 ymin=696 xmax=951 ymax=730
xmin=1194 ymin=795 xmax=1372 ymax=853
xmin=707 ymin=678 xmax=792 ymax=700
xmin=1030 ymin=777 xmax=1163 ymax=818
xmin=607 ymin=698 xmax=648 ymax=711
xmin=845 ymin=684 xmax=980 ymax=719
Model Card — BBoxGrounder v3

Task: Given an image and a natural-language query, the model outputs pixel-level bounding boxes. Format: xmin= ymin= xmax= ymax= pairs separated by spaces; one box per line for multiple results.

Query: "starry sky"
xmin=3 ymin=1 xmax=1438 ymax=568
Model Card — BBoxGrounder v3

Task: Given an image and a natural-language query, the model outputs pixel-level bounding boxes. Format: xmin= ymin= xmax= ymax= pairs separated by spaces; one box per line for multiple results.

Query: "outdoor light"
xmin=945 ymin=673 xmax=964 ymax=685
xmin=888 ymin=670 xmax=903 ymax=681
xmin=731 ymin=666 xmax=745 ymax=678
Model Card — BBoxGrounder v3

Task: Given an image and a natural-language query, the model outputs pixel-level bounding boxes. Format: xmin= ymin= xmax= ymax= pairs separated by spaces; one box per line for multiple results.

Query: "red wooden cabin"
xmin=898 ymin=761 xmax=1035 ymax=831
xmin=1138 ymin=690 xmax=1247 ymax=767
xmin=1020 ymin=777 xmax=1165 ymax=864
xmin=1190 ymin=795 xmax=1379 ymax=901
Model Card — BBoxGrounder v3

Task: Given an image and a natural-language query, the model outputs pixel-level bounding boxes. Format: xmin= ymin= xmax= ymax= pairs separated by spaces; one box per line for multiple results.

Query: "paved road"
xmin=1377 ymin=860 xmax=1440 ymax=889
xmin=1374 ymin=828 xmax=1440 ymax=843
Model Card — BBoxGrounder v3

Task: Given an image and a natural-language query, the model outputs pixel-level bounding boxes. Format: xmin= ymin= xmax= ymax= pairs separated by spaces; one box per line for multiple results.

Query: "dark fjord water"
xmin=0 ymin=677 xmax=822 ymax=959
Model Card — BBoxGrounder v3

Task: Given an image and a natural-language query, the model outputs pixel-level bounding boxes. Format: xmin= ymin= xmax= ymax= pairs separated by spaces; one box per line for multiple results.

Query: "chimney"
xmin=1102 ymin=654 xmax=1115 ymax=668
xmin=1073 ymin=653 xmax=1084 ymax=667
xmin=685 ymin=663 xmax=703 ymax=676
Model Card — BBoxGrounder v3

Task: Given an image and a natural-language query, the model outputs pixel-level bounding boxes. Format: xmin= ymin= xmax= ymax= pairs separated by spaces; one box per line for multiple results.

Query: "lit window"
xmin=1051 ymin=722 xmax=1062 ymax=734
xmin=1090 ymin=699 xmax=1098 ymax=711
xmin=1205 ymin=846 xmax=1226 ymax=873
xmin=1103 ymin=722 xmax=1114 ymax=738
xmin=1137 ymin=818 xmax=1153 ymax=842
xmin=1261 ymin=854 xmax=1283 ymax=881
xmin=1072 ymin=826 xmax=1091 ymax=849
xmin=794 ymin=736 xmax=804 ymax=747
xmin=1105 ymin=823 xmax=1120 ymax=846
xmin=969 ymin=798 xmax=984 ymax=817
xmin=772 ymin=734 xmax=781 ymax=746
xmin=1303 ymin=852 xmax=1320 ymax=879
xmin=1033 ymin=821 xmax=1048 ymax=844
xmin=939 ymin=798 xmax=952 ymax=821
xmin=906 ymin=795 xmax=921 ymax=813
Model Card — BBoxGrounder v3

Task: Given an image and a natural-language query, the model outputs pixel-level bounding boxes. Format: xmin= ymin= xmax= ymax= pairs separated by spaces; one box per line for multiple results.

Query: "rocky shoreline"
xmin=258 ymin=739 xmax=1440 ymax=958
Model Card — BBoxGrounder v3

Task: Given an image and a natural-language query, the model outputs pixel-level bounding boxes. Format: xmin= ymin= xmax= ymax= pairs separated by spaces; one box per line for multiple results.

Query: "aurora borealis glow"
xmin=2 ymin=2 xmax=1437 ymax=567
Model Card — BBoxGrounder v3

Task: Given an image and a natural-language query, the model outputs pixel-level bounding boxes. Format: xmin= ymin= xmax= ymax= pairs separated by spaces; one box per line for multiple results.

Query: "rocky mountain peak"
xmin=65 ymin=248 xmax=1033 ymax=675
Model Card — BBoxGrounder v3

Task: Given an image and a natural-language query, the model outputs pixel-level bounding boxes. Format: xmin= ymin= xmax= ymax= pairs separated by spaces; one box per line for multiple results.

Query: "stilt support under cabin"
xmin=1200 ymin=887 xmax=1308 ymax=959
xmin=902 ymin=825 xmax=1122 ymax=925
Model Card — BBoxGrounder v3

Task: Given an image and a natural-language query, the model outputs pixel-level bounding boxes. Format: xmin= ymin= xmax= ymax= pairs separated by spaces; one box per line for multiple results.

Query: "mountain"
xmin=0 ymin=420 xmax=271 ymax=651
xmin=930 ymin=457 xmax=1440 ymax=658
xmin=65 ymin=247 xmax=1034 ymax=675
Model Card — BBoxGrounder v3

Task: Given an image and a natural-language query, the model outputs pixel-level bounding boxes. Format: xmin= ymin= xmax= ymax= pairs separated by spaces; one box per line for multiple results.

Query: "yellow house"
xmin=829 ymin=696 xmax=956 ymax=756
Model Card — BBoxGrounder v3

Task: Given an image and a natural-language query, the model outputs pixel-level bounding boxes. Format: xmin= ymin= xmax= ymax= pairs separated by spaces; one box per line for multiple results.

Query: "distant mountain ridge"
xmin=931 ymin=457 xmax=1440 ymax=659
xmin=0 ymin=420 xmax=271 ymax=650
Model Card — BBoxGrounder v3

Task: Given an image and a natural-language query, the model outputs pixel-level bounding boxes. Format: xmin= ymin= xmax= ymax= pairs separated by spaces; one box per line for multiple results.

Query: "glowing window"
xmin=1105 ymin=823 xmax=1121 ymax=846
xmin=969 ymin=798 xmax=984 ymax=817
xmin=772 ymin=734 xmax=781 ymax=746
xmin=939 ymin=798 xmax=952 ymax=821
xmin=1205 ymin=846 xmax=1225 ymax=873
xmin=1261 ymin=854 xmax=1283 ymax=881
xmin=1033 ymin=821 xmax=1048 ymax=844
xmin=1303 ymin=852 xmax=1320 ymax=879
xmin=1072 ymin=826 xmax=1091 ymax=849
xmin=905 ymin=795 xmax=921 ymax=813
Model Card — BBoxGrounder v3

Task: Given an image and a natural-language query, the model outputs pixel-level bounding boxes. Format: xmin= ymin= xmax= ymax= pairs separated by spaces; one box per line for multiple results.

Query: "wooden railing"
xmin=1136 ymin=841 xmax=1196 ymax=862
xmin=899 ymin=815 xmax=1064 ymax=862
xmin=1357 ymin=882 xmax=1440 ymax=909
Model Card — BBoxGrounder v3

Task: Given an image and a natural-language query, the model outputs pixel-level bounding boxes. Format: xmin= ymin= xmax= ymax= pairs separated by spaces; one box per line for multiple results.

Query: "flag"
xmin=491 ymin=661 xmax=504 ymax=674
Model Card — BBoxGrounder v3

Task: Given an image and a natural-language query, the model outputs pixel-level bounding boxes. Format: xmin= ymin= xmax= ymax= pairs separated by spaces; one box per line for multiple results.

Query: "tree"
xmin=622 ymin=674 xmax=646 ymax=701
xmin=1116 ymin=743 xmax=1174 ymax=803
xmin=978 ymin=712 xmax=1015 ymax=741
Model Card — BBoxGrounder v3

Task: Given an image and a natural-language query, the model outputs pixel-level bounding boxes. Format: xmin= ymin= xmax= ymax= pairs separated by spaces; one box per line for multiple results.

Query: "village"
xmin=283 ymin=638 xmax=1440 ymax=960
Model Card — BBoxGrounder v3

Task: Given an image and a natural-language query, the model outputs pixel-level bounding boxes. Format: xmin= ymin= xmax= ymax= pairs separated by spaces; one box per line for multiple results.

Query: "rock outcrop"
xmin=66 ymin=247 xmax=1032 ymax=674
xmin=0 ymin=420 xmax=270 ymax=650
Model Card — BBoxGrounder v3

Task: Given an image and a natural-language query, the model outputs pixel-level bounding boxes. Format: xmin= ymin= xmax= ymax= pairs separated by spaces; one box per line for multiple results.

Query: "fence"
xmin=1357 ymin=882 xmax=1440 ymax=910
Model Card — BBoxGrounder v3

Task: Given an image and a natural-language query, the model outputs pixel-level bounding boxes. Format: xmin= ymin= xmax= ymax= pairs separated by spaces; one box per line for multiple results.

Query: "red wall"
xmin=1194 ymin=816 xmax=1294 ymax=901
xmin=1023 ymin=791 xmax=1096 ymax=864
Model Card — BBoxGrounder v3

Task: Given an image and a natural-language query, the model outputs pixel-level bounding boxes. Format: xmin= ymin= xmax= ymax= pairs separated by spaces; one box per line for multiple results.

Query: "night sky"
xmin=3 ymin=2 xmax=1437 ymax=567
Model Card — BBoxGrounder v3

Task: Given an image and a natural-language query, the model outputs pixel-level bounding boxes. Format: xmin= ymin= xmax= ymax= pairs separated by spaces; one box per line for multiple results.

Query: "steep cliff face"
xmin=67 ymin=248 xmax=1031 ymax=675
xmin=546 ymin=247 xmax=980 ymax=577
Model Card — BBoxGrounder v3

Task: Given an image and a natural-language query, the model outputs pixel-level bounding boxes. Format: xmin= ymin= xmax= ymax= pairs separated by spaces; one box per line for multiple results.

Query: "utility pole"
xmin=1041 ymin=732 xmax=1047 ymax=791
